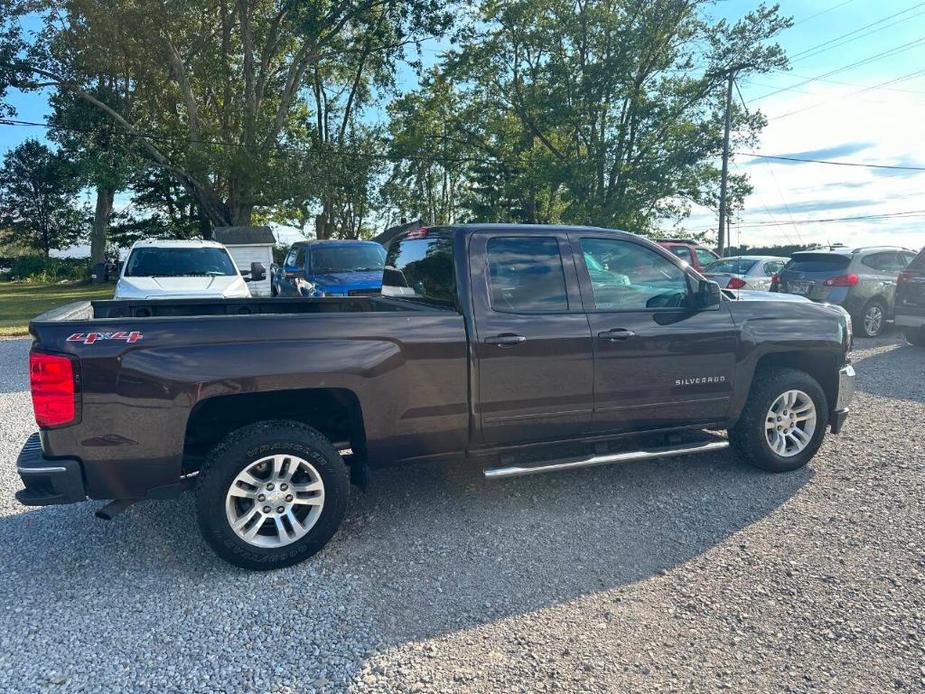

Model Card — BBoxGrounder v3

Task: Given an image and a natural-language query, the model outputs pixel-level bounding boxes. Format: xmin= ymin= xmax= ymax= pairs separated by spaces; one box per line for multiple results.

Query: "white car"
xmin=702 ymin=255 xmax=788 ymax=291
xmin=115 ymin=240 xmax=264 ymax=300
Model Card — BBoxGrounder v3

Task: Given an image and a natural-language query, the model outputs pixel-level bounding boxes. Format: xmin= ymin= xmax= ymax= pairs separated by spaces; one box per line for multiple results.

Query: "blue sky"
xmin=3 ymin=1 xmax=924 ymax=251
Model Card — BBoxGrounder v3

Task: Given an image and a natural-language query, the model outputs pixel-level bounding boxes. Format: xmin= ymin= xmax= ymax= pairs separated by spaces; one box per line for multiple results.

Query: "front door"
xmin=571 ymin=234 xmax=738 ymax=434
xmin=469 ymin=231 xmax=594 ymax=446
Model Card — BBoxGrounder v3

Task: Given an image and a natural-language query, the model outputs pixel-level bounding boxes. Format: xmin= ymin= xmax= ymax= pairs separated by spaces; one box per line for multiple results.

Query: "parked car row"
xmin=114 ymin=236 xmax=923 ymax=343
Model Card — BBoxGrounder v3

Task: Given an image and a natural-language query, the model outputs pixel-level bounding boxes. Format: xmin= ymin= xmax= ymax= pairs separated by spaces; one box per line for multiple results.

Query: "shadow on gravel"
xmin=851 ymin=340 xmax=925 ymax=403
xmin=0 ymin=447 xmax=810 ymax=687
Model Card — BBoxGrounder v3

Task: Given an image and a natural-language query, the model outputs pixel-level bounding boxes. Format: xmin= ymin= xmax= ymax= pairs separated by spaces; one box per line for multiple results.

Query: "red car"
xmin=657 ymin=239 xmax=719 ymax=272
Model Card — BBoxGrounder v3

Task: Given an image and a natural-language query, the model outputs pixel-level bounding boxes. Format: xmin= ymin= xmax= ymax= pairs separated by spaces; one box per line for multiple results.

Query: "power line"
xmin=789 ymin=0 xmax=858 ymax=28
xmin=736 ymin=152 xmax=925 ymax=172
xmin=768 ymin=67 xmax=925 ymax=120
xmin=750 ymin=36 xmax=925 ymax=101
xmin=789 ymin=2 xmax=925 ymax=63
xmin=730 ymin=209 xmax=925 ymax=229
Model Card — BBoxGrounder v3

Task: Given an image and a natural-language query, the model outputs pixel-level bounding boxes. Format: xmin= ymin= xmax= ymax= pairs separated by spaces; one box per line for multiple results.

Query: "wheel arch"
xmin=182 ymin=388 xmax=367 ymax=473
xmin=750 ymin=351 xmax=839 ymax=416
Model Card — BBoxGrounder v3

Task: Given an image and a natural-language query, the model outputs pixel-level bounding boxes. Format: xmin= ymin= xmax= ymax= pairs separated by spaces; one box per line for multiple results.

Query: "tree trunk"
xmin=91 ymin=186 xmax=115 ymax=265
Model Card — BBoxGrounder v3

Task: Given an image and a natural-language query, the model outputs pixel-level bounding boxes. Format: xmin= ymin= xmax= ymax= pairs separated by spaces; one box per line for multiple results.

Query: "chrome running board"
xmin=483 ymin=439 xmax=729 ymax=479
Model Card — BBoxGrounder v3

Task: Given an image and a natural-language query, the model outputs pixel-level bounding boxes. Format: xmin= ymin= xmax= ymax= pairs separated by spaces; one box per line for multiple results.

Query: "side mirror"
xmin=247 ymin=262 xmax=266 ymax=282
xmin=697 ymin=279 xmax=722 ymax=309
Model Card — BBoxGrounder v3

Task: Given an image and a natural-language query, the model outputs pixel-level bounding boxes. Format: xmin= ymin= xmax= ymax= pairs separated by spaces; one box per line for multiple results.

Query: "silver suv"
xmin=777 ymin=246 xmax=917 ymax=337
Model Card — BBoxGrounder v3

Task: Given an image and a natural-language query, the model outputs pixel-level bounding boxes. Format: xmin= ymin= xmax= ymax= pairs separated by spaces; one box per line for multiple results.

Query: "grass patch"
xmin=0 ymin=282 xmax=113 ymax=337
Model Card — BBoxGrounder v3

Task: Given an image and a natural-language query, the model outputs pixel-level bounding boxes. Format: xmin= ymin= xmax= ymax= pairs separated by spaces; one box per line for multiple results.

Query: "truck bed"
xmin=31 ymin=295 xmax=428 ymax=325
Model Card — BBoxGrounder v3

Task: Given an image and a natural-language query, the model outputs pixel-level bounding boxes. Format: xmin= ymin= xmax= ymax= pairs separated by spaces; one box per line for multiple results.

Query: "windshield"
xmin=124 ymin=247 xmax=238 ymax=277
xmin=310 ymin=245 xmax=386 ymax=274
xmin=703 ymin=258 xmax=758 ymax=275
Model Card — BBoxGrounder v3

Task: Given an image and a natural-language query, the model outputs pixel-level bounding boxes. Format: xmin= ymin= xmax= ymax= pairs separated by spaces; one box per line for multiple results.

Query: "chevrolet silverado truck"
xmin=16 ymin=224 xmax=855 ymax=570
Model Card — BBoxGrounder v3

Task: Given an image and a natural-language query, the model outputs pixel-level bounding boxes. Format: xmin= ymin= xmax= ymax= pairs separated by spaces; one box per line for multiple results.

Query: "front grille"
xmin=348 ymin=288 xmax=380 ymax=296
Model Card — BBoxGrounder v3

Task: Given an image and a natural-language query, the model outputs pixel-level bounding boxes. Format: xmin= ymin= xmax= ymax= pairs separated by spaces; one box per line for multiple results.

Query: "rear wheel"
xmin=195 ymin=421 xmax=349 ymax=570
xmin=905 ymin=327 xmax=925 ymax=347
xmin=857 ymin=299 xmax=886 ymax=337
xmin=730 ymin=368 xmax=829 ymax=472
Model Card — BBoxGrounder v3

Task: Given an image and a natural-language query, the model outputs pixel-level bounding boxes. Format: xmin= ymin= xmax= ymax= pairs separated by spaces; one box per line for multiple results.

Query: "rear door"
xmin=571 ymin=233 xmax=738 ymax=434
xmin=897 ymin=250 xmax=925 ymax=323
xmin=469 ymin=230 xmax=594 ymax=446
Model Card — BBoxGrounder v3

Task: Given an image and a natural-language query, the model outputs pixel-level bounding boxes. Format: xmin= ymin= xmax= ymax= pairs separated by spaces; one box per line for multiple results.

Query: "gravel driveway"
xmin=0 ymin=335 xmax=922 ymax=693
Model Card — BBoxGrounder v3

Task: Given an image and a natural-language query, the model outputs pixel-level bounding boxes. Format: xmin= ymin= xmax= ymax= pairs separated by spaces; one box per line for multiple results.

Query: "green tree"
xmin=0 ymin=139 xmax=85 ymax=257
xmin=49 ymin=85 xmax=139 ymax=265
xmin=385 ymin=0 xmax=789 ymax=234
xmin=21 ymin=0 xmax=453 ymax=235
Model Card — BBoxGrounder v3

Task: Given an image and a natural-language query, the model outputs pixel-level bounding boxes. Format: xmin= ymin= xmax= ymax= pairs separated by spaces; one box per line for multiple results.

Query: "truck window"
xmin=671 ymin=246 xmax=693 ymax=264
xmin=487 ymin=237 xmax=569 ymax=312
xmin=383 ymin=230 xmax=456 ymax=307
xmin=696 ymin=247 xmax=718 ymax=267
xmin=580 ymin=238 xmax=689 ymax=310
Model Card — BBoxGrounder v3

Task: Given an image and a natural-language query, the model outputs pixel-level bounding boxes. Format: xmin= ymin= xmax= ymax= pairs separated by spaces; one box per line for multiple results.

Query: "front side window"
xmin=487 ymin=237 xmax=568 ymax=313
xmin=124 ymin=247 xmax=237 ymax=277
xmin=581 ymin=238 xmax=689 ymax=310
xmin=309 ymin=245 xmax=385 ymax=274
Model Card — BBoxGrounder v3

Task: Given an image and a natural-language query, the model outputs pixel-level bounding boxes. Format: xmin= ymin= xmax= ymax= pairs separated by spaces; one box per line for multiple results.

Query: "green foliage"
xmin=5 ymin=256 xmax=89 ymax=283
xmin=0 ymin=139 xmax=86 ymax=256
xmin=383 ymin=0 xmax=791 ymax=236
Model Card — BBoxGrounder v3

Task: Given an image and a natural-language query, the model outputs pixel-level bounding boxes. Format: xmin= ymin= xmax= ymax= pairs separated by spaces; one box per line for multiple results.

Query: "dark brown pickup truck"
xmin=17 ymin=224 xmax=856 ymax=569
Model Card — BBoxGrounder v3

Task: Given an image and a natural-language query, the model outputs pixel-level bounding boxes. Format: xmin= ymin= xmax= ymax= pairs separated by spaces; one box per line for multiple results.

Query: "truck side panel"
xmin=34 ymin=311 xmax=469 ymax=498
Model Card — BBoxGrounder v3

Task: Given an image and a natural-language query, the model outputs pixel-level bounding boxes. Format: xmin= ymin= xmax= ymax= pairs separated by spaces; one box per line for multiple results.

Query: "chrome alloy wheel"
xmin=864 ymin=304 xmax=883 ymax=336
xmin=225 ymin=454 xmax=325 ymax=548
xmin=765 ymin=390 xmax=817 ymax=458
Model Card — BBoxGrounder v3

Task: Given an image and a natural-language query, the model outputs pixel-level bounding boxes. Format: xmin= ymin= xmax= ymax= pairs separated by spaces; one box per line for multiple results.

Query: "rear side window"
xmin=861 ymin=252 xmax=898 ymax=271
xmin=383 ymin=230 xmax=456 ymax=307
xmin=487 ymin=237 xmax=568 ymax=312
xmin=907 ymin=250 xmax=925 ymax=271
xmin=785 ymin=254 xmax=851 ymax=273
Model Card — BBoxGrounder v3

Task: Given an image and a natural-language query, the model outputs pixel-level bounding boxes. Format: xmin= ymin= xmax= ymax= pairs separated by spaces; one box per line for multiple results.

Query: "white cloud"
xmin=680 ymin=80 xmax=925 ymax=251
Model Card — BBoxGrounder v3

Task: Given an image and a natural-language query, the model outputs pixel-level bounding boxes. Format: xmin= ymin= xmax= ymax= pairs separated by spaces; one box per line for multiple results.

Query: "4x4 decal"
xmin=66 ymin=331 xmax=143 ymax=345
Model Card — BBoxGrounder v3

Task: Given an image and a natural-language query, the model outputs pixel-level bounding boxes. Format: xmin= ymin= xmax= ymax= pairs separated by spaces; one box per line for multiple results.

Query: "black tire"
xmin=729 ymin=367 xmax=829 ymax=473
xmin=856 ymin=299 xmax=886 ymax=338
xmin=905 ymin=328 xmax=925 ymax=347
xmin=195 ymin=420 xmax=349 ymax=570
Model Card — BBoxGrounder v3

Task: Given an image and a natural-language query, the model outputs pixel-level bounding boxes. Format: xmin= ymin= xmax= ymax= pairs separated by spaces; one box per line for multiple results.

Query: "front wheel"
xmin=730 ymin=368 xmax=829 ymax=472
xmin=195 ymin=421 xmax=349 ymax=570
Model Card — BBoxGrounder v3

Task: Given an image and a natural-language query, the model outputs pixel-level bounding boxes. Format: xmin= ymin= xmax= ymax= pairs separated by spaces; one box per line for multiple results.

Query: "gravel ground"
xmin=0 ymin=334 xmax=923 ymax=693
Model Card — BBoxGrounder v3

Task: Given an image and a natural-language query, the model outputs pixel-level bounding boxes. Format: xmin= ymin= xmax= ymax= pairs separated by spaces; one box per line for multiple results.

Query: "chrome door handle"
xmin=485 ymin=334 xmax=527 ymax=346
xmin=598 ymin=328 xmax=636 ymax=341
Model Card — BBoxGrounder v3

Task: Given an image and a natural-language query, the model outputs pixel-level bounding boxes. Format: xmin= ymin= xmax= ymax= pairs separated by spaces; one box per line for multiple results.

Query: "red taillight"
xmin=29 ymin=352 xmax=76 ymax=428
xmin=727 ymin=277 xmax=747 ymax=289
xmin=770 ymin=273 xmax=780 ymax=284
xmin=284 ymin=271 xmax=298 ymax=279
xmin=898 ymin=271 xmax=916 ymax=286
xmin=824 ymin=274 xmax=859 ymax=287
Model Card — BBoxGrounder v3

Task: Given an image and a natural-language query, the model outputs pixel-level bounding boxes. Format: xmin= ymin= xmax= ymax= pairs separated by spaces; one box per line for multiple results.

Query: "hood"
xmin=115 ymin=275 xmax=250 ymax=299
xmin=308 ymin=270 xmax=383 ymax=290
xmin=724 ymin=289 xmax=810 ymax=302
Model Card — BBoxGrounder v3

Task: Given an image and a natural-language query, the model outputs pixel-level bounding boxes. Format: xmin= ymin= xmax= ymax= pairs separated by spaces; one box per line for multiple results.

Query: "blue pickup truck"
xmin=275 ymin=240 xmax=386 ymax=297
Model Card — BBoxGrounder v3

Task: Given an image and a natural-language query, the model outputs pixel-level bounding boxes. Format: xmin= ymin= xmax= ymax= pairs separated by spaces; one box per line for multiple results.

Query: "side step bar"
xmin=484 ymin=439 xmax=729 ymax=480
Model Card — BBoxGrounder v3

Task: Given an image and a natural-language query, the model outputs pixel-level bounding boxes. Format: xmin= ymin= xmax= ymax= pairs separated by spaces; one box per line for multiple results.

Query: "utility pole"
xmin=717 ymin=72 xmax=734 ymax=257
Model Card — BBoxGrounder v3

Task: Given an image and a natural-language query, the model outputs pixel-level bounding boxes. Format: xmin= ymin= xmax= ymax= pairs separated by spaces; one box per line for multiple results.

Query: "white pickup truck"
xmin=114 ymin=239 xmax=266 ymax=300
